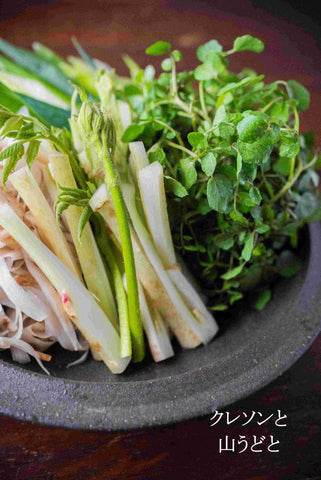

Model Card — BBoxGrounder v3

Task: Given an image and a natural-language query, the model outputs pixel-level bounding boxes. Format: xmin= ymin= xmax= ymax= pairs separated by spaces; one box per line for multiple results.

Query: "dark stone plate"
xmin=0 ymin=223 xmax=320 ymax=431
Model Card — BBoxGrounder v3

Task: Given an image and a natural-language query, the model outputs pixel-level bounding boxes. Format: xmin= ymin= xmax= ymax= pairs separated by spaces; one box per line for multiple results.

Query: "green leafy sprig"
xmin=118 ymin=36 xmax=320 ymax=310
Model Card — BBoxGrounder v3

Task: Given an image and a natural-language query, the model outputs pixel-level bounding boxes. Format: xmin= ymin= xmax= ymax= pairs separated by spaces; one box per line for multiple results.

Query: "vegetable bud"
xmin=78 ymin=100 xmax=95 ymax=137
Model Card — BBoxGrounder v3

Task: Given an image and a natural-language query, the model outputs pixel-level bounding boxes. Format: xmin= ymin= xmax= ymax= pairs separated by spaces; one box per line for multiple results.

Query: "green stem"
xmin=270 ymin=159 xmax=306 ymax=204
xmin=98 ymin=140 xmax=144 ymax=362
xmin=170 ymin=54 xmax=177 ymax=97
xmin=288 ymin=106 xmax=300 ymax=181
xmin=199 ymin=81 xmax=210 ymax=122
xmin=261 ymin=96 xmax=283 ymax=113
xmin=93 ymin=215 xmax=132 ymax=359
xmin=166 ymin=140 xmax=196 ymax=158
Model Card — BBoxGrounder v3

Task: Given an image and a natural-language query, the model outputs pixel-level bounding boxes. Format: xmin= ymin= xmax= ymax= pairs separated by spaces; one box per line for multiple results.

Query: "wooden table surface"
xmin=0 ymin=1 xmax=320 ymax=478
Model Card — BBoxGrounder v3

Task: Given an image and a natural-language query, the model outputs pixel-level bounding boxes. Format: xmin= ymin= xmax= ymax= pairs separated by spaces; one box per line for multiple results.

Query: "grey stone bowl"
xmin=0 ymin=223 xmax=320 ymax=431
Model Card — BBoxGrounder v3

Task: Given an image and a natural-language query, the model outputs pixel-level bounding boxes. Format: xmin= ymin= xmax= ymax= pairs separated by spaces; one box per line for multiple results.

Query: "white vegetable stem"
xmin=137 ymin=282 xmax=174 ymax=362
xmin=90 ymin=183 xmax=214 ymax=347
xmin=0 ymin=256 xmax=47 ymax=322
xmin=89 ymin=184 xmax=197 ymax=348
xmin=0 ymin=203 xmax=130 ymax=374
xmin=138 ymin=161 xmax=176 ymax=269
xmin=48 ymin=153 xmax=118 ymax=328
xmin=167 ymin=269 xmax=218 ymax=337
xmin=25 ymin=258 xmax=81 ymax=351
xmin=41 ymin=165 xmax=60 ymax=208
xmin=121 ymin=180 xmax=216 ymax=345
xmin=118 ymin=101 xmax=132 ymax=131
xmin=123 ymin=273 xmax=173 ymax=362
xmin=9 ymin=167 xmax=82 ymax=280
xmin=129 ymin=141 xmax=149 ymax=172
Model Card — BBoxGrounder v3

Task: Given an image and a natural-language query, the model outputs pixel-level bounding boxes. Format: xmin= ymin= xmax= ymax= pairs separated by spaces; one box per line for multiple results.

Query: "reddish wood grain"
xmin=0 ymin=1 xmax=320 ymax=478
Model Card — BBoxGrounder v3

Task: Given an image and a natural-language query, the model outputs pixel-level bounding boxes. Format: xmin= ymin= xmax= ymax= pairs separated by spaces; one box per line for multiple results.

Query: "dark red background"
xmin=0 ymin=1 xmax=320 ymax=478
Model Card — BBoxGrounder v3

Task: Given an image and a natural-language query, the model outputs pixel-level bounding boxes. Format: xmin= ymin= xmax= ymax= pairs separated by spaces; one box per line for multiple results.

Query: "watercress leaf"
xmin=124 ymin=85 xmax=143 ymax=96
xmin=165 ymin=130 xmax=176 ymax=140
xmin=236 ymin=113 xmax=268 ymax=143
xmin=273 ymin=156 xmax=291 ymax=176
xmin=146 ymin=41 xmax=171 ymax=56
xmin=121 ymin=124 xmax=145 ymax=142
xmin=217 ymin=75 xmax=264 ymax=96
xmin=215 ymin=236 xmax=234 ymax=250
xmin=214 ymin=105 xmax=226 ymax=125
xmin=172 ymin=50 xmax=182 ymax=61
xmin=280 ymin=262 xmax=301 ymax=277
xmin=207 ymin=174 xmax=233 ymax=212
xmin=211 ymin=304 xmax=229 ymax=311
xmin=233 ymin=35 xmax=264 ymax=53
xmin=298 ymin=170 xmax=319 ymax=191
xmin=237 ymin=135 xmax=273 ymax=165
xmin=218 ymin=122 xmax=235 ymax=139
xmin=201 ymin=152 xmax=216 ymax=176
xmin=197 ymin=40 xmax=223 ymax=62
xmin=25 ymin=140 xmax=40 ymax=168
xmin=194 ymin=54 xmax=225 ymax=80
xmin=148 ymin=147 xmax=166 ymax=165
xmin=180 ymin=157 xmax=197 ymax=189
xmin=144 ymin=65 xmax=155 ymax=82
xmin=187 ymin=132 xmax=207 ymax=150
xmin=164 ymin=176 xmax=188 ymax=198
xmin=253 ymin=289 xmax=271 ymax=310
xmin=249 ymin=186 xmax=262 ymax=205
xmin=229 ymin=291 xmax=243 ymax=305
xmin=250 ymin=206 xmax=262 ymax=219
xmin=239 ymin=191 xmax=256 ymax=212
xmin=256 ymin=224 xmax=270 ymax=234
xmin=161 ymin=58 xmax=172 ymax=71
xmin=241 ymin=232 xmax=255 ymax=261
xmin=270 ymin=101 xmax=290 ymax=125
xmin=294 ymin=191 xmax=319 ymax=219
xmin=221 ymin=264 xmax=244 ymax=280
xmin=197 ymin=197 xmax=212 ymax=215
xmin=303 ymin=131 xmax=314 ymax=149
xmin=194 ymin=62 xmax=217 ymax=81
xmin=286 ymin=80 xmax=310 ymax=110
xmin=217 ymin=141 xmax=236 ymax=156
xmin=230 ymin=210 xmax=249 ymax=226
xmin=279 ymin=131 xmax=300 ymax=158
xmin=216 ymin=164 xmax=237 ymax=181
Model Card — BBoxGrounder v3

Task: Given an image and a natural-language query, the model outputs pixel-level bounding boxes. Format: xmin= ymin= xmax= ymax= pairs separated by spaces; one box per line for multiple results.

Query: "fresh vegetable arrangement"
xmin=0 ymin=35 xmax=319 ymax=374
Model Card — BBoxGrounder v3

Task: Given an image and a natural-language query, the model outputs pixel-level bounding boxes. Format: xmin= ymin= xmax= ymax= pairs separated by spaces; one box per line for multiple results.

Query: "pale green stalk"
xmin=93 ymin=214 xmax=131 ymax=359
xmin=48 ymin=152 xmax=118 ymax=328
xmin=138 ymin=161 xmax=177 ymax=270
xmin=9 ymin=166 xmax=82 ymax=280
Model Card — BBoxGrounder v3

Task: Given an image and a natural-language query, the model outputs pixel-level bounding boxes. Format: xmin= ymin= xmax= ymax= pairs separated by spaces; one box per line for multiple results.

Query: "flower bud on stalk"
xmin=77 ymin=100 xmax=145 ymax=362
